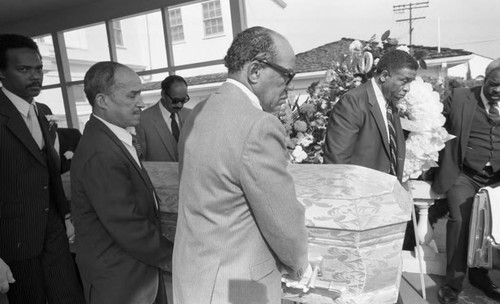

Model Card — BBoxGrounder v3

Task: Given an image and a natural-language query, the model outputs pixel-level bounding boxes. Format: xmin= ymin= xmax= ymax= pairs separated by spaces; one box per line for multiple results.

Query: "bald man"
xmin=433 ymin=58 xmax=500 ymax=304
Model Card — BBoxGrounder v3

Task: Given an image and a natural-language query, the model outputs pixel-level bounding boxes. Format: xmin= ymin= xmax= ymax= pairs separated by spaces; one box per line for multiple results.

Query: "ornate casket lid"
xmin=289 ymin=164 xmax=412 ymax=231
xmin=143 ymin=162 xmax=413 ymax=231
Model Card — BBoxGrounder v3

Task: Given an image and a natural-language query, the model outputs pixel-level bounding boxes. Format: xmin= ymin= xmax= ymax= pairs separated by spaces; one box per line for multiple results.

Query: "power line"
xmin=393 ymin=1 xmax=429 ymax=45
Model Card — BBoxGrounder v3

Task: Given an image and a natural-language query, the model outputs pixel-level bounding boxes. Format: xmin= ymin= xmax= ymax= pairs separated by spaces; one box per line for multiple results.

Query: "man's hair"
xmin=0 ymin=34 xmax=41 ymax=69
xmin=485 ymin=58 xmax=500 ymax=79
xmin=84 ymin=61 xmax=127 ymax=106
xmin=224 ymin=26 xmax=279 ymax=74
xmin=375 ymin=50 xmax=418 ymax=75
xmin=161 ymin=75 xmax=187 ymax=93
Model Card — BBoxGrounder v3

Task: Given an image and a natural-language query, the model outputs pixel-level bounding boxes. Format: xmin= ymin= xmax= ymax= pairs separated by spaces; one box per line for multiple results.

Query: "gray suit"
xmin=136 ymin=102 xmax=191 ymax=162
xmin=173 ymin=82 xmax=308 ymax=304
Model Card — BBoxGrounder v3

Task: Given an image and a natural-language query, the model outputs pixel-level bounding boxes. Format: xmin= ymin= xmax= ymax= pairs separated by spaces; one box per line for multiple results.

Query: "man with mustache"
xmin=173 ymin=26 xmax=310 ymax=304
xmin=136 ymin=75 xmax=191 ymax=162
xmin=433 ymin=58 xmax=500 ymax=304
xmin=323 ymin=50 xmax=418 ymax=182
xmin=71 ymin=61 xmax=173 ymax=303
xmin=0 ymin=34 xmax=84 ymax=303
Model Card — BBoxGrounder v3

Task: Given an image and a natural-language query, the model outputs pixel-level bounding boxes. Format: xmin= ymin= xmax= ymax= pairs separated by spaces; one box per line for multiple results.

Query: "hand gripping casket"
xmin=143 ymin=163 xmax=413 ymax=304
xmin=468 ymin=186 xmax=500 ymax=269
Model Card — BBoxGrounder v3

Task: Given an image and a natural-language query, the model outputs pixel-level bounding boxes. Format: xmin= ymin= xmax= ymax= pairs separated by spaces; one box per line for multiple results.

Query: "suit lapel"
xmin=37 ymin=104 xmax=61 ymax=171
xmin=90 ymin=116 xmax=155 ymax=194
xmin=0 ymin=91 xmax=46 ymax=165
xmin=461 ymin=87 xmax=480 ymax=154
xmin=151 ymin=104 xmax=177 ymax=160
xmin=366 ymin=81 xmax=390 ymax=156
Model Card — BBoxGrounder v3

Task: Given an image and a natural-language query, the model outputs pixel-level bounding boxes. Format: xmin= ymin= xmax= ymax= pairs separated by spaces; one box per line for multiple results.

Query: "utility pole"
xmin=393 ymin=1 xmax=429 ymax=46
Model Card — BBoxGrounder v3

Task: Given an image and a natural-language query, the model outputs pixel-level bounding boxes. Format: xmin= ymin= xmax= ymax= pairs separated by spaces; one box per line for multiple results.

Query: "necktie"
xmin=386 ymin=105 xmax=398 ymax=176
xmin=170 ymin=112 xmax=180 ymax=142
xmin=28 ymin=103 xmax=45 ymax=149
xmin=489 ymin=101 xmax=500 ymax=122
xmin=131 ymin=134 xmax=143 ymax=161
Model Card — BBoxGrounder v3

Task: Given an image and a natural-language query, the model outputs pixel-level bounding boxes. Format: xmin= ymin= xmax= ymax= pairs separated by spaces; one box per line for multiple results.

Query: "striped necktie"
xmin=131 ymin=134 xmax=143 ymax=161
xmin=386 ymin=105 xmax=398 ymax=176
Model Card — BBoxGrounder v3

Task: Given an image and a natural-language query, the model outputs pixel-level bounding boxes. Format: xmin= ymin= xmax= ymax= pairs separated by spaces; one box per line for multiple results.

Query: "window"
xmin=202 ymin=0 xmax=224 ymax=37
xmin=169 ymin=8 xmax=184 ymax=42
xmin=113 ymin=20 xmax=124 ymax=47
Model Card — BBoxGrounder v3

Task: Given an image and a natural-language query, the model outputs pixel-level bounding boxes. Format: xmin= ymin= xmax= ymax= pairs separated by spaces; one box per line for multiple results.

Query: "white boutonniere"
xmin=45 ymin=115 xmax=58 ymax=130
xmin=64 ymin=151 xmax=74 ymax=160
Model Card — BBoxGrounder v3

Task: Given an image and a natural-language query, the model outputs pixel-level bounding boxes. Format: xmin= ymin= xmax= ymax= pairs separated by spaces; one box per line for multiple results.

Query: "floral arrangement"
xmin=282 ymin=30 xmax=431 ymax=165
xmin=396 ymin=77 xmax=455 ymax=182
xmin=282 ymin=64 xmax=360 ymax=163
xmin=45 ymin=114 xmax=58 ymax=130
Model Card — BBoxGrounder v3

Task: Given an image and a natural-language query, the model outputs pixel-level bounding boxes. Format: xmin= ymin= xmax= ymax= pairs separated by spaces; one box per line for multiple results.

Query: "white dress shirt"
xmin=93 ymin=114 xmax=141 ymax=167
xmin=371 ymin=78 xmax=390 ymax=143
xmin=226 ymin=78 xmax=263 ymax=111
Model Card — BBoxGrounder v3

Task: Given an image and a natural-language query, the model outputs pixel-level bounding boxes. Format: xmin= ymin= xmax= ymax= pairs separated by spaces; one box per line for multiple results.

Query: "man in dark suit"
xmin=55 ymin=127 xmax=82 ymax=174
xmin=432 ymin=59 xmax=500 ymax=304
xmin=0 ymin=34 xmax=84 ymax=303
xmin=71 ymin=61 xmax=173 ymax=304
xmin=323 ymin=50 xmax=418 ymax=181
xmin=136 ymin=75 xmax=191 ymax=162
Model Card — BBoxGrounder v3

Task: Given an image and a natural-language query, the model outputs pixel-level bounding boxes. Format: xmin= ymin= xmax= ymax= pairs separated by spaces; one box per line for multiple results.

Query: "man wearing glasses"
xmin=136 ymin=75 xmax=192 ymax=162
xmin=173 ymin=26 xmax=310 ymax=304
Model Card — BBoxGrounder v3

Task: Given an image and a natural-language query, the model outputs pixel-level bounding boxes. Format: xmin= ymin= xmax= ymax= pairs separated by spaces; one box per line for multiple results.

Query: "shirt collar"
xmin=225 ymin=78 xmax=263 ymax=111
xmin=371 ymin=78 xmax=388 ymax=107
xmin=93 ymin=114 xmax=134 ymax=146
xmin=2 ymin=87 xmax=33 ymax=117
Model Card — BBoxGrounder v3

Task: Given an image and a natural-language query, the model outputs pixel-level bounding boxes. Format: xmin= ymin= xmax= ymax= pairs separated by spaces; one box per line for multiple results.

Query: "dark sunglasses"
xmin=166 ymin=92 xmax=190 ymax=104
xmin=257 ymin=60 xmax=296 ymax=85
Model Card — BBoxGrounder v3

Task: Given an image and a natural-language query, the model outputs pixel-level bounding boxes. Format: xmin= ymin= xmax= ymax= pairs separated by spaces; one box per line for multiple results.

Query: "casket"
xmin=144 ymin=162 xmax=412 ymax=304
xmin=468 ymin=187 xmax=500 ymax=269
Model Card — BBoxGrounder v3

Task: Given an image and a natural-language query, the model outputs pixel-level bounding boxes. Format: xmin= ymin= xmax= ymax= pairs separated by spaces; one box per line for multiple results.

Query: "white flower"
xmin=45 ymin=115 xmax=58 ymax=130
xmin=396 ymin=45 xmax=410 ymax=53
xmin=296 ymin=133 xmax=314 ymax=148
xmin=401 ymin=76 xmax=455 ymax=181
xmin=64 ymin=151 xmax=74 ymax=160
xmin=292 ymin=146 xmax=308 ymax=163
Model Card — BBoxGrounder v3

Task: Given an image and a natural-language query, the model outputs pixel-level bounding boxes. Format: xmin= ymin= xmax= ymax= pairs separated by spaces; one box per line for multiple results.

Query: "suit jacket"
xmin=57 ymin=127 xmax=82 ymax=174
xmin=0 ymin=90 xmax=68 ymax=262
xmin=432 ymin=87 xmax=482 ymax=194
xmin=136 ymin=103 xmax=191 ymax=162
xmin=323 ymin=80 xmax=406 ymax=181
xmin=173 ymin=82 xmax=309 ymax=304
xmin=71 ymin=115 xmax=173 ymax=304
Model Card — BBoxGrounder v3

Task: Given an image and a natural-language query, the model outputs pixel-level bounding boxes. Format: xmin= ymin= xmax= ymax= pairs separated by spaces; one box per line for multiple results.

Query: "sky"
xmin=246 ymin=0 xmax=500 ymax=59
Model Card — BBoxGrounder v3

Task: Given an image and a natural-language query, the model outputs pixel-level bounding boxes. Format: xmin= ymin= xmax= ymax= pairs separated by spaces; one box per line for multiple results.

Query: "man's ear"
xmin=379 ymin=70 xmax=390 ymax=83
xmin=94 ymin=93 xmax=108 ymax=110
xmin=247 ymin=61 xmax=261 ymax=85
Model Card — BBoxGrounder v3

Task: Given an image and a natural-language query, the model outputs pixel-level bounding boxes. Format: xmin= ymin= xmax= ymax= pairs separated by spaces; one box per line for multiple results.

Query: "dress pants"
xmin=445 ymin=168 xmax=500 ymax=291
xmin=6 ymin=209 xmax=84 ymax=304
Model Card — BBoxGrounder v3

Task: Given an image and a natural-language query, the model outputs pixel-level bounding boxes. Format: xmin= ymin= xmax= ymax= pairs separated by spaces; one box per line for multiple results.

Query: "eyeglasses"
xmin=166 ymin=92 xmax=190 ymax=104
xmin=257 ymin=60 xmax=296 ymax=85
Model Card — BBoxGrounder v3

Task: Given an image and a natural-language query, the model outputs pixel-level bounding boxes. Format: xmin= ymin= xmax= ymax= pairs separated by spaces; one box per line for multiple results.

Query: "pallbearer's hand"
xmin=0 ymin=258 xmax=14 ymax=293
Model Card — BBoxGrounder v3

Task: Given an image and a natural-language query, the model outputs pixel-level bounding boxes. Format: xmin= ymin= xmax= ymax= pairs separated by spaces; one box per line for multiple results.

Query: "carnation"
xmin=293 ymin=120 xmax=308 ymax=132
xmin=292 ymin=146 xmax=308 ymax=163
